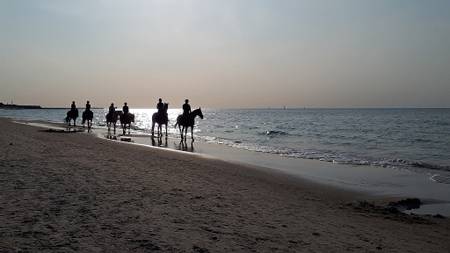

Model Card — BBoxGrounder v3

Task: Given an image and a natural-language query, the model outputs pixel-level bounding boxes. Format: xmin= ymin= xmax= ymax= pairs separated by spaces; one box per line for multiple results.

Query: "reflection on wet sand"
xmin=151 ymin=136 xmax=168 ymax=148
xmin=177 ymin=139 xmax=194 ymax=152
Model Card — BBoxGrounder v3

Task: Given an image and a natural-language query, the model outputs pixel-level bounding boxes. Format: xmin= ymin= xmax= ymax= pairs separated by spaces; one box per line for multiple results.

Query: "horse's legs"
xmin=179 ymin=125 xmax=183 ymax=139
xmin=184 ymin=127 xmax=188 ymax=140
xmin=191 ymin=127 xmax=194 ymax=141
xmin=165 ymin=124 xmax=168 ymax=137
xmin=151 ymin=122 xmax=155 ymax=137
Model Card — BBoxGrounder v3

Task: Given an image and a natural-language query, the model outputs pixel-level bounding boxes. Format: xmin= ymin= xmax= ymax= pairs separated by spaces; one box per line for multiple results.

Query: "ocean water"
xmin=1 ymin=108 xmax=449 ymax=183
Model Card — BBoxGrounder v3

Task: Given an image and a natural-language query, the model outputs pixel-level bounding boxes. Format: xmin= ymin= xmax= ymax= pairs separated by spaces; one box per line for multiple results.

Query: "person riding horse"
xmin=157 ymin=98 xmax=164 ymax=114
xmin=66 ymin=101 xmax=79 ymax=126
xmin=82 ymin=100 xmax=93 ymax=125
xmin=156 ymin=98 xmax=168 ymax=122
xmin=109 ymin=103 xmax=115 ymax=113
xmin=106 ymin=103 xmax=115 ymax=122
xmin=120 ymin=102 xmax=134 ymax=135
xmin=106 ymin=102 xmax=119 ymax=134
xmin=182 ymin=99 xmax=191 ymax=125
xmin=175 ymin=99 xmax=203 ymax=140
xmin=152 ymin=99 xmax=169 ymax=137
xmin=123 ymin=102 xmax=129 ymax=114
xmin=122 ymin=102 xmax=130 ymax=122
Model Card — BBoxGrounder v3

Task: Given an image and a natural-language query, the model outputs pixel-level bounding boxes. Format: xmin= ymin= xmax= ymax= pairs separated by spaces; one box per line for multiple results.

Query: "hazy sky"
xmin=1 ymin=0 xmax=450 ymax=108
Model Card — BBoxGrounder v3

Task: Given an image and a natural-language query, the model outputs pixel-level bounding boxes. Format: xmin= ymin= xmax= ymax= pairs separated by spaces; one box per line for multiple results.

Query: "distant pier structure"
xmin=0 ymin=101 xmax=41 ymax=109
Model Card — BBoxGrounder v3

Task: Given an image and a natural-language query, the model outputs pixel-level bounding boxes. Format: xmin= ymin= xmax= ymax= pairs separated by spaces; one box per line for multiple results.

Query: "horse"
xmin=82 ymin=110 xmax=94 ymax=132
xmin=151 ymin=103 xmax=169 ymax=138
xmin=65 ymin=109 xmax=79 ymax=127
xmin=175 ymin=108 xmax=203 ymax=141
xmin=106 ymin=111 xmax=120 ymax=134
xmin=119 ymin=112 xmax=135 ymax=135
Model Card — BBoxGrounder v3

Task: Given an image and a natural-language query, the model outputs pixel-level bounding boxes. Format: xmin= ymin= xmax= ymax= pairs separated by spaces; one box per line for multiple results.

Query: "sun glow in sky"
xmin=1 ymin=0 xmax=450 ymax=108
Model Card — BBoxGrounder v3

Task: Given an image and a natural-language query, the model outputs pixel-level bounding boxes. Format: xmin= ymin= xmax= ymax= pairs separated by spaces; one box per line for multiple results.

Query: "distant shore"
xmin=1 ymin=118 xmax=449 ymax=252
xmin=0 ymin=103 xmax=41 ymax=109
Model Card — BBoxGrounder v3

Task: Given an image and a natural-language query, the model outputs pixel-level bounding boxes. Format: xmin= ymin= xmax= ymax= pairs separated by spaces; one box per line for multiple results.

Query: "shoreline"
xmin=1 ymin=118 xmax=450 ymax=252
xmin=17 ymin=118 xmax=450 ymax=217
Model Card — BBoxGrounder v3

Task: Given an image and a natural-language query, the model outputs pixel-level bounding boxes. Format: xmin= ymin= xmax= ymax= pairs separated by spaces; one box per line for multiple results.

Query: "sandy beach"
xmin=0 ymin=118 xmax=449 ymax=252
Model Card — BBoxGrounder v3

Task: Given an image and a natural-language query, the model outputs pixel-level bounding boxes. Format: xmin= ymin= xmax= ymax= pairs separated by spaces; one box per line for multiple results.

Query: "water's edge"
xmin=15 ymin=119 xmax=450 ymax=217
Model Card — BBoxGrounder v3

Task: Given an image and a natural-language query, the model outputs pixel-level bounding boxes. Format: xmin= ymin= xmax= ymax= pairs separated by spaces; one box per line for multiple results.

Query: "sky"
xmin=1 ymin=0 xmax=450 ymax=108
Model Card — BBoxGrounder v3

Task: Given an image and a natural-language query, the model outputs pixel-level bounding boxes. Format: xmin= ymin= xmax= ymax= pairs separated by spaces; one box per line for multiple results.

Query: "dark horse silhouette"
xmin=106 ymin=111 xmax=134 ymax=135
xmin=65 ymin=109 xmax=79 ymax=127
xmin=82 ymin=110 xmax=94 ymax=132
xmin=175 ymin=108 xmax=203 ymax=141
xmin=119 ymin=112 xmax=135 ymax=135
xmin=152 ymin=103 xmax=169 ymax=138
xmin=106 ymin=111 xmax=120 ymax=134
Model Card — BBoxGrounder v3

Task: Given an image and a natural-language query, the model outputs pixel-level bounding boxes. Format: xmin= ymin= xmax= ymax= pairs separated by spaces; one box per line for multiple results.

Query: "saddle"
xmin=181 ymin=114 xmax=191 ymax=126
xmin=156 ymin=111 xmax=168 ymax=123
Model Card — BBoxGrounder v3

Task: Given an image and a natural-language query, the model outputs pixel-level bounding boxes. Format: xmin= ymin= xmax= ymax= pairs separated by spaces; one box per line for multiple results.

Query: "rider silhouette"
xmin=71 ymin=101 xmax=77 ymax=111
xmin=123 ymin=102 xmax=129 ymax=114
xmin=157 ymin=98 xmax=164 ymax=114
xmin=109 ymin=103 xmax=115 ymax=114
xmin=182 ymin=99 xmax=191 ymax=124
xmin=183 ymin=99 xmax=191 ymax=116
xmin=85 ymin=101 xmax=91 ymax=111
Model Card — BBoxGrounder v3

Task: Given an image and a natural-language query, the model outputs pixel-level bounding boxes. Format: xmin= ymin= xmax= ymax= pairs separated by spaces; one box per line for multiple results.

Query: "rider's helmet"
xmin=185 ymin=99 xmax=189 ymax=103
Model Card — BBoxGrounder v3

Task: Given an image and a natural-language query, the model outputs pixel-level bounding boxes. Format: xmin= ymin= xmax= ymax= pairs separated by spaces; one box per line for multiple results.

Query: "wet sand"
xmin=0 ymin=118 xmax=449 ymax=252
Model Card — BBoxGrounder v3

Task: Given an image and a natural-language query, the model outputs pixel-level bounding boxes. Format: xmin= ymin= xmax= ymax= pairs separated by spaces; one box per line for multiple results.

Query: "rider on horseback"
xmin=109 ymin=103 xmax=115 ymax=114
xmin=182 ymin=99 xmax=191 ymax=124
xmin=82 ymin=101 xmax=93 ymax=128
xmin=152 ymin=99 xmax=169 ymax=137
xmin=156 ymin=98 xmax=168 ymax=121
xmin=66 ymin=101 xmax=79 ymax=126
xmin=122 ymin=102 xmax=130 ymax=123
xmin=85 ymin=101 xmax=91 ymax=111
xmin=123 ymin=102 xmax=129 ymax=115
xmin=157 ymin=98 xmax=164 ymax=114
xmin=71 ymin=101 xmax=77 ymax=112
xmin=107 ymin=103 xmax=115 ymax=122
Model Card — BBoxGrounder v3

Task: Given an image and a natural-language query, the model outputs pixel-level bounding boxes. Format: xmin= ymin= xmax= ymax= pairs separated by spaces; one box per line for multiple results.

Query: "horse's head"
xmin=196 ymin=107 xmax=204 ymax=119
xmin=164 ymin=103 xmax=169 ymax=112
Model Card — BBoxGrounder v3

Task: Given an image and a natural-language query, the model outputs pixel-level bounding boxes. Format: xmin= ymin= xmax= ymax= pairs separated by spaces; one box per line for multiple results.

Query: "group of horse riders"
xmin=66 ymin=98 xmax=202 ymax=139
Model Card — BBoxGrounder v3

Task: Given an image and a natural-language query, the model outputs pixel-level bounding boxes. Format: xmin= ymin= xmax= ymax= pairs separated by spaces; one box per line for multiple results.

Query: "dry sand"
xmin=0 ymin=118 xmax=449 ymax=252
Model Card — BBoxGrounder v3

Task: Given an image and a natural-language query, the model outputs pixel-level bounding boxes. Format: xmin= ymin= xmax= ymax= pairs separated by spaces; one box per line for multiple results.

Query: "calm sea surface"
xmin=2 ymin=108 xmax=449 ymax=183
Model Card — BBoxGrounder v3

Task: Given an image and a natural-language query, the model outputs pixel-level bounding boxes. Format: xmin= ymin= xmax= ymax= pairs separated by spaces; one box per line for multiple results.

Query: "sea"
xmin=1 ymin=107 xmax=450 ymax=185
